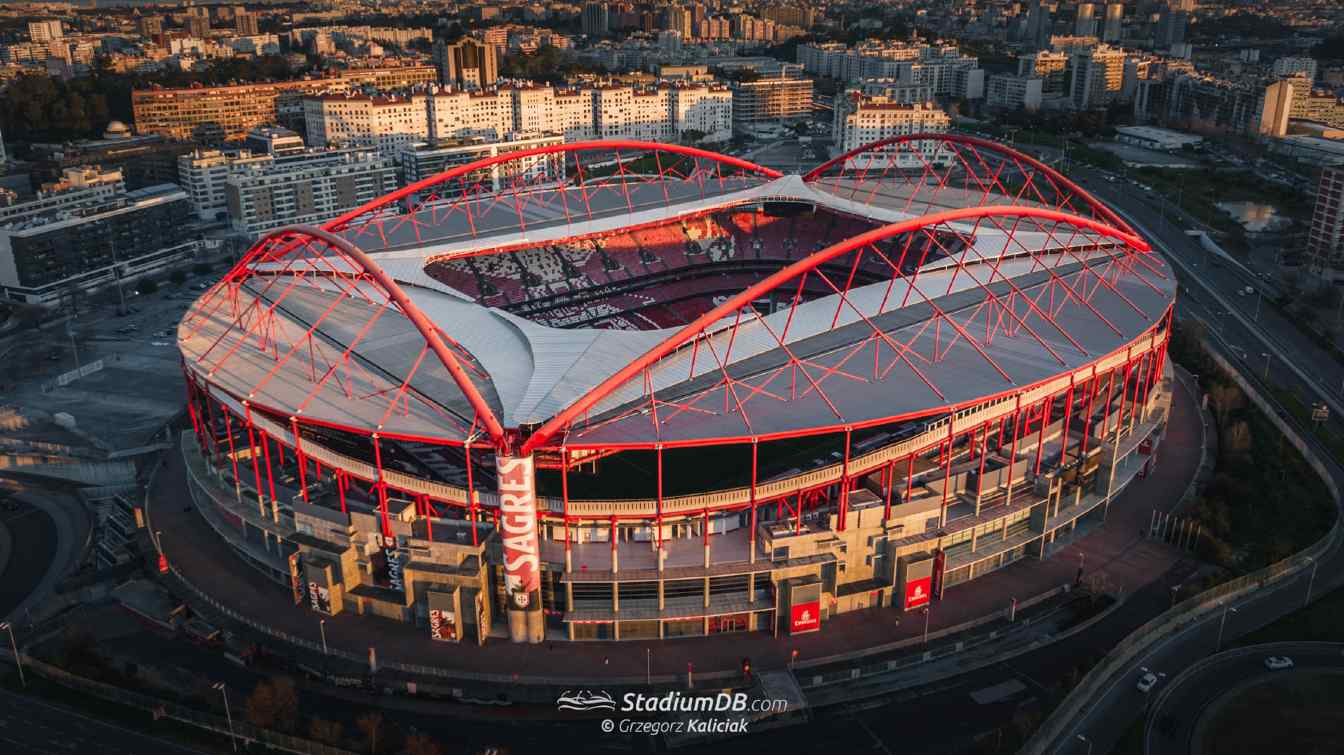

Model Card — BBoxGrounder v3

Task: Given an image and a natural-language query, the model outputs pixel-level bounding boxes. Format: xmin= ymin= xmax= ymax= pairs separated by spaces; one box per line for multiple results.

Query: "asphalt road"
xmin=1035 ymin=163 xmax=1344 ymax=755
xmin=0 ymin=686 xmax=206 ymax=755
xmin=1145 ymin=642 xmax=1344 ymax=755
xmin=0 ymin=498 xmax=57 ymax=621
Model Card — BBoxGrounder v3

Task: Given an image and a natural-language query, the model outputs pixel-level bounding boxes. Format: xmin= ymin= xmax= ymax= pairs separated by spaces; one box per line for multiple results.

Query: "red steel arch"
xmin=803 ymin=133 xmax=1135 ymax=236
xmin=183 ymin=225 xmax=508 ymax=448
xmin=320 ymin=139 xmax=784 ymax=237
xmin=520 ymin=204 xmax=1153 ymax=454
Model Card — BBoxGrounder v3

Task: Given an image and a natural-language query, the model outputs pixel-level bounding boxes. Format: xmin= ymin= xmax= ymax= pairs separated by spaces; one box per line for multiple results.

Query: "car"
xmin=1264 ymin=656 xmax=1294 ymax=670
xmin=1137 ymin=672 xmax=1159 ymax=693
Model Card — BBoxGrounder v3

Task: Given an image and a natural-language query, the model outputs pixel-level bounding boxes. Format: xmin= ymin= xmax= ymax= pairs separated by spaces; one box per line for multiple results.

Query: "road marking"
xmin=847 ymin=712 xmax=894 ymax=755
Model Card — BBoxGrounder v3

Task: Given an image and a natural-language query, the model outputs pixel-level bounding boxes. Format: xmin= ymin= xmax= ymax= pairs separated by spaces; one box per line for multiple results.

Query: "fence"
xmin=1021 ymin=340 xmax=1344 ymax=754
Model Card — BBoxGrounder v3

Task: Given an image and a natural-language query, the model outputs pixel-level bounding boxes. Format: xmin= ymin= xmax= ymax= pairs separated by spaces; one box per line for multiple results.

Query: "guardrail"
xmin=1021 ymin=339 xmax=1344 ymax=754
xmin=0 ymin=648 xmax=355 ymax=755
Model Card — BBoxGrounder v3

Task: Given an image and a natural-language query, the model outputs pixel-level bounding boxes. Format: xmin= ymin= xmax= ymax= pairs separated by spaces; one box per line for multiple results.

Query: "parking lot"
xmin=0 ymin=276 xmax=218 ymax=450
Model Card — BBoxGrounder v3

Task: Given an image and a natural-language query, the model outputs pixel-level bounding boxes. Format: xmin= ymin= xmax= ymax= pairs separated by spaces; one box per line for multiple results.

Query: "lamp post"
xmin=213 ymin=682 xmax=238 ymax=752
xmin=1009 ymin=596 xmax=1018 ymax=623
xmin=922 ymin=606 xmax=931 ymax=645
xmin=319 ymin=618 xmax=328 ymax=656
xmin=1 ymin=622 xmax=24 ymax=688
xmin=646 ymin=647 xmax=651 ymax=687
xmin=1262 ymin=352 xmax=1271 ymax=382
xmin=1305 ymin=556 xmax=1318 ymax=608
xmin=1077 ymin=734 xmax=1093 ymax=755
xmin=1216 ymin=604 xmax=1238 ymax=652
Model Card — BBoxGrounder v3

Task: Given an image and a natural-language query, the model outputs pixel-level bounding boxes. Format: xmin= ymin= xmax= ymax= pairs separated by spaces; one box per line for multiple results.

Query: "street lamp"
xmin=1262 ymin=353 xmax=1271 ymax=382
xmin=1 ymin=622 xmax=24 ymax=688
xmin=1305 ymin=556 xmax=1319 ymax=608
xmin=212 ymin=681 xmax=238 ymax=752
xmin=319 ymin=618 xmax=328 ymax=656
xmin=922 ymin=606 xmax=931 ymax=645
xmin=1216 ymin=603 xmax=1239 ymax=652
xmin=646 ymin=647 xmax=651 ymax=687
xmin=1077 ymin=733 xmax=1093 ymax=755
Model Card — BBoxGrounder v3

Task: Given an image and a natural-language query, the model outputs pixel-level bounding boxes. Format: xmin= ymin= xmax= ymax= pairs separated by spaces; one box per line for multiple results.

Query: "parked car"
xmin=1264 ymin=656 xmax=1294 ymax=670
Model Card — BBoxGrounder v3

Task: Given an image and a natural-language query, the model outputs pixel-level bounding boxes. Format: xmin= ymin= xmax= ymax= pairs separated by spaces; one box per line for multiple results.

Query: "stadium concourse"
xmin=174 ymin=136 xmax=1179 ymax=649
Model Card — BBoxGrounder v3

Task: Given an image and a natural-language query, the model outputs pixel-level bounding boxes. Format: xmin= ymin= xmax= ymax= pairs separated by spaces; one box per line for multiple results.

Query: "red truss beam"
xmin=186 ymin=225 xmax=508 ymax=450
xmin=520 ymin=204 xmax=1151 ymax=455
xmin=802 ymin=133 xmax=1136 ymax=237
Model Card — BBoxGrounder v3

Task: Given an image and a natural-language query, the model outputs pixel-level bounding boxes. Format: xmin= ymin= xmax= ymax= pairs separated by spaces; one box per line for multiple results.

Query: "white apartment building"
xmin=594 ymin=86 xmax=675 ymax=142
xmin=304 ymin=94 xmax=430 ymax=154
xmin=428 ymin=88 xmax=516 ymax=140
xmin=28 ymin=19 xmax=63 ymax=43
xmin=834 ymin=95 xmax=952 ymax=168
xmin=798 ymin=42 xmax=984 ymax=99
xmin=225 ymin=150 xmax=398 ymax=235
xmin=396 ymin=133 xmax=566 ymax=191
xmin=668 ymin=84 xmax=733 ymax=142
xmin=177 ymin=148 xmax=272 ymax=220
xmin=986 ymin=74 xmax=1045 ymax=112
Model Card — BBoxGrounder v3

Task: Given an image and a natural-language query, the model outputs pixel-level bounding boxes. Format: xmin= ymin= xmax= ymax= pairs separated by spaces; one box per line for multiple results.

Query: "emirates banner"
xmin=904 ymin=576 xmax=932 ymax=610
xmin=496 ymin=454 xmax=541 ymax=610
xmin=790 ymin=601 xmax=820 ymax=633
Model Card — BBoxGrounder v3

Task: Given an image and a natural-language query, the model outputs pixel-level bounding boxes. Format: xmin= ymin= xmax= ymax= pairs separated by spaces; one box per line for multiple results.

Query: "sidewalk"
xmin=149 ymin=379 xmax=1205 ymax=684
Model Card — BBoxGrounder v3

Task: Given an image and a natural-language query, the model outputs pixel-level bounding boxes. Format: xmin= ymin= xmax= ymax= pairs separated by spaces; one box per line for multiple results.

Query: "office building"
xmin=1070 ymin=45 xmax=1126 ymax=110
xmin=1103 ymin=3 xmax=1124 ymax=43
xmin=582 ymin=3 xmax=610 ymax=36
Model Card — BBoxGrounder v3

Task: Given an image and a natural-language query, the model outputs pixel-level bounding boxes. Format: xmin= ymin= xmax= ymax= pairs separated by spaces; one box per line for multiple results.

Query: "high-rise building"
xmin=1070 ymin=45 xmax=1126 ymax=110
xmin=1256 ymin=78 xmax=1297 ymax=138
xmin=1103 ymin=3 xmax=1124 ymax=42
xmin=1155 ymin=11 xmax=1187 ymax=50
xmin=986 ymin=74 xmax=1045 ymax=112
xmin=1272 ymin=56 xmax=1318 ymax=82
xmin=581 ymin=3 xmax=610 ymax=36
xmin=433 ymin=38 xmax=499 ymax=89
xmin=186 ymin=13 xmax=211 ymax=38
xmin=1075 ymin=4 xmax=1097 ymax=37
xmin=1307 ymin=167 xmax=1344 ymax=278
xmin=27 ymin=19 xmax=63 ymax=43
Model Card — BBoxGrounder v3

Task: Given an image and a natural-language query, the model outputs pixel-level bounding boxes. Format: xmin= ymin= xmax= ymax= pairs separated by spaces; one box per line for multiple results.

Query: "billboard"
xmin=496 ymin=455 xmax=540 ymax=611
xmin=789 ymin=601 xmax=820 ymax=634
xmin=904 ymin=576 xmax=932 ymax=610
xmin=370 ymin=534 xmax=406 ymax=594
xmin=931 ymin=548 xmax=946 ymax=599
xmin=304 ymin=561 xmax=333 ymax=615
xmin=428 ymin=590 xmax=458 ymax=642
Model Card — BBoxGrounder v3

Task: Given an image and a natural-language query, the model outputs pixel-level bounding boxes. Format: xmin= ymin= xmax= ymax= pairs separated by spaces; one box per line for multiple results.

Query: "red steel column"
xmin=465 ymin=440 xmax=478 ymax=547
xmin=259 ymin=432 xmax=278 ymax=514
xmin=561 ymin=447 xmax=571 ymax=568
xmin=749 ymin=440 xmax=758 ymax=563
xmin=838 ymin=428 xmax=852 ymax=531
xmin=224 ymin=409 xmax=240 ymax=489
xmin=244 ymin=410 xmax=265 ymax=516
xmin=372 ymin=434 xmax=391 ymax=537
xmin=883 ymin=459 xmax=895 ymax=522
xmin=291 ymin=418 xmax=309 ymax=505
xmin=1034 ymin=395 xmax=1053 ymax=475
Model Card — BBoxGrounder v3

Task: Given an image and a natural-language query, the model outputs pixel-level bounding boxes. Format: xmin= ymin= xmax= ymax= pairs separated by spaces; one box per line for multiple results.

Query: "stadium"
xmin=177 ymin=135 xmax=1176 ymax=645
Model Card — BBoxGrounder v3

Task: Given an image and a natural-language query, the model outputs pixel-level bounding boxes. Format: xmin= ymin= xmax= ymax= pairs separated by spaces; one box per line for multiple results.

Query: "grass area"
xmin=1196 ymin=671 xmax=1344 ymax=755
xmin=1167 ymin=323 xmax=1337 ymax=575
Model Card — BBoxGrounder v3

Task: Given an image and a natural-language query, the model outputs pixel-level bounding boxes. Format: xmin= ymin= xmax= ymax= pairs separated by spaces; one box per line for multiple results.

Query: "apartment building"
xmin=730 ymin=75 xmax=813 ymax=129
xmin=834 ymin=95 xmax=951 ymax=167
xmin=1272 ymin=56 xmax=1318 ymax=82
xmin=433 ymin=38 xmax=499 ymax=89
xmin=304 ymin=94 xmax=431 ymax=153
xmin=0 ymin=168 xmax=195 ymax=305
xmin=986 ymin=74 xmax=1045 ymax=112
xmin=669 ymin=83 xmax=733 ymax=142
xmin=1018 ymin=50 xmax=1070 ymax=94
xmin=798 ymin=42 xmax=984 ymax=99
xmin=1308 ymin=167 xmax=1344 ymax=280
xmin=594 ymin=86 xmax=675 ymax=141
xmin=224 ymin=150 xmax=398 ymax=235
xmin=132 ymin=66 xmax=437 ymax=143
xmin=429 ymin=88 xmax=516 ymax=141
xmin=396 ymin=133 xmax=566 ymax=190
xmin=1070 ymin=45 xmax=1126 ymax=110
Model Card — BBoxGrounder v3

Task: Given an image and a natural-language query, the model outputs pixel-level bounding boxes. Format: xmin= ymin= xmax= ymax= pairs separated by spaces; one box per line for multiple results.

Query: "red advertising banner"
xmin=496 ymin=454 xmax=541 ymax=610
xmin=904 ymin=576 xmax=932 ymax=610
xmin=429 ymin=608 xmax=456 ymax=641
xmin=790 ymin=601 xmax=820 ymax=633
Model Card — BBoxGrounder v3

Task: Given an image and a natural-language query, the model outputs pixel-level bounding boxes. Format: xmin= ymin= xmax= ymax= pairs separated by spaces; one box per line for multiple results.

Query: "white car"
xmin=1264 ymin=656 xmax=1294 ymax=670
xmin=1137 ymin=672 xmax=1159 ymax=693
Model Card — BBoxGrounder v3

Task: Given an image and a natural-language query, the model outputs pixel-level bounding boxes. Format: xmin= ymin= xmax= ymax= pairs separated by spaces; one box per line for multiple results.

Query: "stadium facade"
xmin=178 ymin=136 xmax=1176 ymax=644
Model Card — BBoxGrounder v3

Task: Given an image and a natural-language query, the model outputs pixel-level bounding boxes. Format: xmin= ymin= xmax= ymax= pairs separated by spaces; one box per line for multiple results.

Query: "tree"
xmin=356 ymin=711 xmax=384 ymax=754
xmin=404 ymin=733 xmax=444 ymax=755
xmin=244 ymin=676 xmax=298 ymax=732
xmin=309 ymin=718 xmax=345 ymax=746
